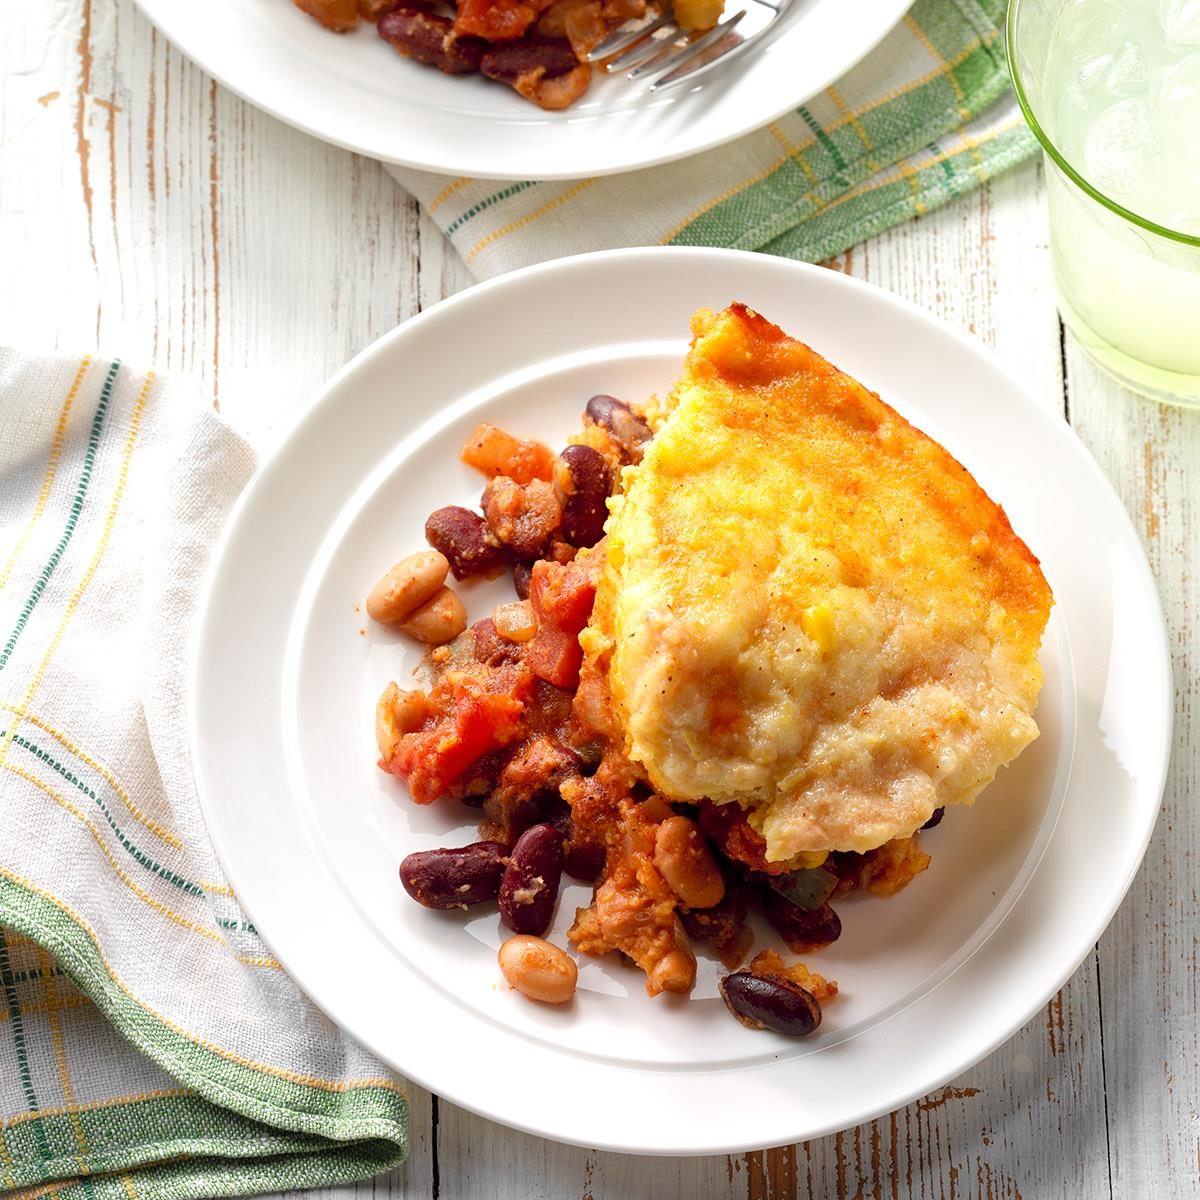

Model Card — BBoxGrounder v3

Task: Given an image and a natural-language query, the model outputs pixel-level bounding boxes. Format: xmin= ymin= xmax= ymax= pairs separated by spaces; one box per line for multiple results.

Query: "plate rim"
xmin=132 ymin=0 xmax=914 ymax=180
xmin=189 ymin=246 xmax=1173 ymax=1154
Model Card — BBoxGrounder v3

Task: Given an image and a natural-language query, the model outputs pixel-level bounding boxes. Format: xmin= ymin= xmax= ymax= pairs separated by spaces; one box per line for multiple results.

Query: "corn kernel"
xmin=800 ymin=603 xmax=835 ymax=653
xmin=791 ymin=850 xmax=830 ymax=870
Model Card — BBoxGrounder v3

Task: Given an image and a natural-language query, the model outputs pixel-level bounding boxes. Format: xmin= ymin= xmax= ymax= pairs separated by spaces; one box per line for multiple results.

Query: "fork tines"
xmin=585 ymin=0 xmax=781 ymax=92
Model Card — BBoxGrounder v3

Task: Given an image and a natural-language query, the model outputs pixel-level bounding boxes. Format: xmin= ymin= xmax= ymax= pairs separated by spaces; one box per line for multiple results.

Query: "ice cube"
xmin=1054 ymin=84 xmax=1098 ymax=150
xmin=1103 ymin=41 xmax=1148 ymax=94
xmin=1159 ymin=0 xmax=1200 ymax=44
xmin=1083 ymin=98 xmax=1162 ymax=196
xmin=1056 ymin=0 xmax=1143 ymax=62
xmin=1160 ymin=49 xmax=1200 ymax=104
xmin=1078 ymin=52 xmax=1115 ymax=89
xmin=1157 ymin=53 xmax=1200 ymax=207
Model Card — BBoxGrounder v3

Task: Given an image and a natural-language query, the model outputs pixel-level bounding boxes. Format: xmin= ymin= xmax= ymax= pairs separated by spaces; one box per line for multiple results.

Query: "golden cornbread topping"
xmin=584 ymin=304 xmax=1053 ymax=861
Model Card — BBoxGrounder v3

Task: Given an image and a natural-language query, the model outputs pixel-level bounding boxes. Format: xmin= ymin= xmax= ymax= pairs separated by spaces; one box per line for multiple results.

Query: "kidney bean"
xmin=553 ymin=444 xmax=612 ymax=547
xmin=921 ymin=806 xmax=945 ymax=830
xmin=498 ymin=935 xmax=577 ymax=1004
xmin=564 ymin=837 xmax=606 ymax=882
xmin=549 ymin=805 xmax=606 ymax=881
xmin=480 ymin=36 xmax=579 ymax=83
xmin=680 ymin=885 xmax=753 ymax=968
xmin=719 ymin=971 xmax=822 ymax=1036
xmin=585 ymin=394 xmax=652 ymax=459
xmin=425 ymin=506 xmax=507 ymax=580
xmin=378 ymin=8 xmax=486 ymax=74
xmin=513 ymin=561 xmax=533 ymax=600
xmin=498 ymin=823 xmax=564 ymax=936
xmin=399 ymin=842 xmax=508 ymax=910
xmin=478 ymin=35 xmax=592 ymax=111
xmin=366 ymin=551 xmax=448 ymax=624
xmin=762 ymin=891 xmax=842 ymax=953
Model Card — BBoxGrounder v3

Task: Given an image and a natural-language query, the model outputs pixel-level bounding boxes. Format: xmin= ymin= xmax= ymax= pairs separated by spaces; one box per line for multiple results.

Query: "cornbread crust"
xmin=583 ymin=304 xmax=1053 ymax=860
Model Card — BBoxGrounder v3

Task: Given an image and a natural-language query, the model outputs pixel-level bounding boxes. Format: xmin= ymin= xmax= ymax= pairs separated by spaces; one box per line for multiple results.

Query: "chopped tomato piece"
xmin=461 ymin=423 xmax=557 ymax=485
xmin=453 ymin=0 xmax=540 ymax=42
xmin=525 ymin=557 xmax=598 ymax=688
xmin=388 ymin=672 xmax=528 ymax=804
xmin=529 ymin=556 xmax=596 ymax=635
xmin=525 ymin=622 xmax=583 ymax=690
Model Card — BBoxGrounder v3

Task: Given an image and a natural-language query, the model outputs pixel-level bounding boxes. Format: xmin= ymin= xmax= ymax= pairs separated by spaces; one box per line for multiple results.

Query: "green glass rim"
xmin=1006 ymin=0 xmax=1200 ymax=249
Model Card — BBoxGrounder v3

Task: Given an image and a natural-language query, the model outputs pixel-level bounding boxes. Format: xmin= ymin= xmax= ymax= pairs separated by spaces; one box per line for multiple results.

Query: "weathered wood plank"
xmin=0 ymin=0 xmax=423 ymax=426
xmin=1066 ymin=345 xmax=1200 ymax=1200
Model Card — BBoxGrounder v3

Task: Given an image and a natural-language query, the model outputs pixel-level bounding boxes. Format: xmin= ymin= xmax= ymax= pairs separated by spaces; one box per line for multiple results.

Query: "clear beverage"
xmin=1009 ymin=0 xmax=1200 ymax=406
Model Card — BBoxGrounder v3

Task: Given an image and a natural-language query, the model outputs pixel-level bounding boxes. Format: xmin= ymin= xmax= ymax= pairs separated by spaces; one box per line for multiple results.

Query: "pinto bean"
xmin=498 ymin=935 xmax=577 ymax=1004
xmin=366 ymin=551 xmax=448 ymax=624
xmin=399 ymin=842 xmax=508 ymax=909
xmin=654 ymin=816 xmax=724 ymax=909
xmin=554 ymin=444 xmax=612 ymax=547
xmin=425 ymin=506 xmax=507 ymax=580
xmin=648 ymin=917 xmax=697 ymax=995
xmin=375 ymin=682 xmax=427 ymax=761
xmin=378 ymin=8 xmax=486 ymax=74
xmin=398 ymin=586 xmax=467 ymax=645
xmin=719 ymin=970 xmax=822 ymax=1036
xmin=518 ymin=62 xmax=592 ymax=109
xmin=499 ymin=823 xmax=564 ymax=936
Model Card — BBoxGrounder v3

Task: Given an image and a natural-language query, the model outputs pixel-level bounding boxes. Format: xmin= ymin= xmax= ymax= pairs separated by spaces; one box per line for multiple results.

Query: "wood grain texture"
xmin=1 ymin=3 xmax=1195 ymax=1198
xmin=1067 ymin=347 xmax=1200 ymax=1200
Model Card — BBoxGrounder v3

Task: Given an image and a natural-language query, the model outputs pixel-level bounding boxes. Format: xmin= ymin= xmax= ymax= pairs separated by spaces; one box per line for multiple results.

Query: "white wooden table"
xmin=2 ymin=3 xmax=1197 ymax=1197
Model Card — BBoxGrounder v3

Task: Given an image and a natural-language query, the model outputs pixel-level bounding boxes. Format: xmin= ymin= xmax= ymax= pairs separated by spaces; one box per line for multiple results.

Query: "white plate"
xmin=134 ymin=0 xmax=912 ymax=179
xmin=191 ymin=248 xmax=1171 ymax=1154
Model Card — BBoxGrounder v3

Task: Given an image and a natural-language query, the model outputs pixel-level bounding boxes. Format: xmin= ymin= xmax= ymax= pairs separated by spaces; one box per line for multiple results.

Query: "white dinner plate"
xmin=134 ymin=0 xmax=912 ymax=179
xmin=192 ymin=247 xmax=1171 ymax=1154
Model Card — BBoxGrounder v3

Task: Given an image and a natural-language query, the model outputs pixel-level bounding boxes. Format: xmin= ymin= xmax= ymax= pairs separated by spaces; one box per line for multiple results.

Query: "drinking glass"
xmin=1008 ymin=0 xmax=1200 ymax=406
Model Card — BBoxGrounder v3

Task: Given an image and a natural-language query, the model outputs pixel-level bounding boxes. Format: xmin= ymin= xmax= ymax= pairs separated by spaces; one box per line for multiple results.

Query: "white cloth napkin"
xmin=387 ymin=0 xmax=1034 ymax=280
xmin=0 ymin=351 xmax=407 ymax=1198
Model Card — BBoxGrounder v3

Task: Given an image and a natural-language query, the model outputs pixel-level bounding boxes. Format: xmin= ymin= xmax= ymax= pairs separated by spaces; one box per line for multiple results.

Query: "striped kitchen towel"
xmin=388 ymin=0 xmax=1036 ymax=279
xmin=0 ymin=351 xmax=407 ymax=1199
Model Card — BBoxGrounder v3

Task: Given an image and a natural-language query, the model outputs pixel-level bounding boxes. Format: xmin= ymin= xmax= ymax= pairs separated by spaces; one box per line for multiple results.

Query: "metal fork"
xmin=584 ymin=0 xmax=790 ymax=92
